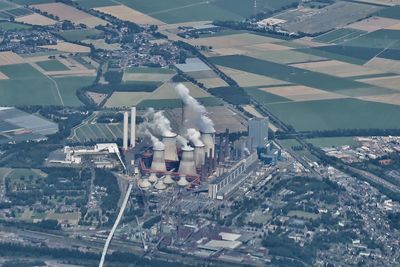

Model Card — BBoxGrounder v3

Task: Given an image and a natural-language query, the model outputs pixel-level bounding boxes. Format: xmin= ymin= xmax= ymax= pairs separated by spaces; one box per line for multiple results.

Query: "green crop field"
xmin=36 ymin=60 xmax=70 ymax=71
xmin=266 ymin=98 xmax=400 ymax=131
xmin=54 ymin=76 xmax=95 ymax=107
xmin=342 ymin=29 xmax=400 ymax=49
xmin=9 ymin=0 xmax=54 ymax=5
xmin=115 ymin=0 xmax=299 ymax=23
xmin=0 ymin=21 xmax=31 ymax=31
xmin=58 ymin=29 xmax=103 ymax=42
xmin=0 ymin=1 xmax=15 ymax=10
xmin=0 ymin=63 xmax=62 ymax=106
xmin=244 ymin=88 xmax=291 ymax=104
xmin=5 ymin=7 xmax=31 ymax=16
xmin=0 ymin=63 xmax=94 ymax=106
xmin=137 ymin=97 xmax=221 ymax=109
xmin=72 ymin=123 xmax=123 ymax=143
xmin=306 ymin=137 xmax=357 ymax=148
xmin=211 ymin=55 xmax=385 ymax=95
xmin=313 ymin=28 xmax=366 ymax=44
xmin=375 ymin=5 xmax=400 ymax=19
xmin=74 ymin=0 xmax=116 ymax=9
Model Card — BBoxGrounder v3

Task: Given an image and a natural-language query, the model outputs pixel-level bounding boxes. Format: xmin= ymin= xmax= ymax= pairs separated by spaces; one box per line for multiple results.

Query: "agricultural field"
xmin=306 ymin=137 xmax=357 ymax=148
xmin=36 ymin=59 xmax=70 ymax=72
xmin=0 ymin=63 xmax=63 ymax=106
xmin=15 ymin=12 xmax=56 ymax=26
xmin=57 ymin=28 xmax=103 ymax=42
xmin=0 ymin=21 xmax=31 ymax=31
xmin=31 ymin=2 xmax=107 ymax=27
xmin=313 ymin=28 xmax=367 ymax=44
xmin=122 ymin=67 xmax=175 ymax=83
xmin=39 ymin=41 xmax=91 ymax=53
xmin=69 ymin=112 xmax=123 ymax=142
xmin=266 ymin=98 xmax=400 ymax=131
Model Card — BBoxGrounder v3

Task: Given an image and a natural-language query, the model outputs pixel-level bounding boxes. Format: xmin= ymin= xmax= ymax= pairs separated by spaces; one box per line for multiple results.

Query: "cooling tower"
xmin=139 ymin=178 xmax=151 ymax=189
xmin=151 ymin=148 xmax=167 ymax=172
xmin=148 ymin=173 xmax=158 ymax=183
xmin=163 ymin=174 xmax=175 ymax=185
xmin=162 ymin=133 xmax=179 ymax=161
xmin=201 ymin=132 xmax=215 ymax=158
xmin=130 ymin=106 xmax=136 ymax=148
xmin=178 ymin=146 xmax=197 ymax=176
xmin=155 ymin=179 xmax=167 ymax=190
xmin=123 ymin=111 xmax=129 ymax=150
xmin=177 ymin=175 xmax=189 ymax=187
xmin=194 ymin=144 xmax=205 ymax=168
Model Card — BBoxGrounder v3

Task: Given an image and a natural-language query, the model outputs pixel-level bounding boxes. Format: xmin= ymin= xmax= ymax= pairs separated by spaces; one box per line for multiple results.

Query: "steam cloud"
xmin=176 ymin=135 xmax=191 ymax=150
xmin=175 ymin=83 xmax=215 ymax=133
xmin=186 ymin=128 xmax=204 ymax=147
xmin=142 ymin=129 xmax=164 ymax=150
xmin=142 ymin=108 xmax=175 ymax=137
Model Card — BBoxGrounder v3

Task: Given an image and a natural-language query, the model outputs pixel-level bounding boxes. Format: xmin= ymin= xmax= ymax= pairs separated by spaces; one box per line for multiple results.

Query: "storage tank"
xmin=139 ymin=178 xmax=151 ymax=189
xmin=155 ymin=179 xmax=167 ymax=190
xmin=148 ymin=173 xmax=158 ymax=183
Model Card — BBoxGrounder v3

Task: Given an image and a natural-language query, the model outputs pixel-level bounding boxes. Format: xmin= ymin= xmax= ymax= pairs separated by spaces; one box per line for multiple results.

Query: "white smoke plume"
xmin=176 ymin=135 xmax=192 ymax=150
xmin=186 ymin=128 xmax=204 ymax=147
xmin=175 ymin=83 xmax=215 ymax=133
xmin=144 ymin=129 xmax=165 ymax=150
xmin=142 ymin=108 xmax=175 ymax=137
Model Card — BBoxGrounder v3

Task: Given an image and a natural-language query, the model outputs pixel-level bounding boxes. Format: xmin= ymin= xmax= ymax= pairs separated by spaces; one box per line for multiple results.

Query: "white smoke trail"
xmin=176 ymin=135 xmax=191 ymax=150
xmin=175 ymin=83 xmax=215 ymax=133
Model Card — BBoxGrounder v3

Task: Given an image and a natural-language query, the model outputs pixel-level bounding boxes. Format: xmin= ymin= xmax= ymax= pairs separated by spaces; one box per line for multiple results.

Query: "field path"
xmin=29 ymin=63 xmax=65 ymax=106
xmin=69 ymin=112 xmax=97 ymax=140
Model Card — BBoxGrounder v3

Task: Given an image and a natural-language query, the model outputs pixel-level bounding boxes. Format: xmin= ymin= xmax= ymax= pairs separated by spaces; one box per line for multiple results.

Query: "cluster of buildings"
xmin=322 ymin=136 xmax=400 ymax=163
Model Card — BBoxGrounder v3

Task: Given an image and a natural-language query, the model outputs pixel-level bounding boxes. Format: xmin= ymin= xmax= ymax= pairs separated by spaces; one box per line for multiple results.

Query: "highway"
xmin=99 ymin=182 xmax=133 ymax=267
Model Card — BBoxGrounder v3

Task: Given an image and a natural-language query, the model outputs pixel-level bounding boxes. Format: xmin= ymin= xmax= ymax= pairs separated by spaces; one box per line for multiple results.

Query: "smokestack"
xmin=151 ymin=148 xmax=167 ymax=172
xmin=139 ymin=177 xmax=151 ymax=189
xmin=194 ymin=144 xmax=205 ymax=168
xmin=148 ymin=173 xmax=158 ymax=183
xmin=163 ymin=174 xmax=175 ymax=185
xmin=162 ymin=133 xmax=178 ymax=161
xmin=155 ymin=179 xmax=167 ymax=190
xmin=178 ymin=146 xmax=197 ymax=176
xmin=130 ymin=106 xmax=136 ymax=148
xmin=201 ymin=132 xmax=215 ymax=158
xmin=123 ymin=111 xmax=129 ymax=150
xmin=177 ymin=175 xmax=189 ymax=187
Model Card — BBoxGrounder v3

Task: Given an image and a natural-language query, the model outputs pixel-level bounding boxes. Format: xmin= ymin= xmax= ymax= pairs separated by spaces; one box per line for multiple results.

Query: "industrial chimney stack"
xmin=201 ymin=132 xmax=215 ymax=158
xmin=123 ymin=111 xmax=129 ymax=150
xmin=130 ymin=106 xmax=136 ymax=148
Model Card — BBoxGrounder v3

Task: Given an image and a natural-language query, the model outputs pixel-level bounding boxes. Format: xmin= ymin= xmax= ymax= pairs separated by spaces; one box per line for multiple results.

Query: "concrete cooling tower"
xmin=162 ymin=133 xmax=179 ymax=161
xmin=178 ymin=146 xmax=196 ymax=176
xmin=201 ymin=132 xmax=215 ymax=158
xmin=151 ymin=148 xmax=167 ymax=172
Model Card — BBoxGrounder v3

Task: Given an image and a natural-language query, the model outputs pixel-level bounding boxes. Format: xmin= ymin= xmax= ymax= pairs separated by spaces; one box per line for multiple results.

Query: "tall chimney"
xmin=178 ymin=146 xmax=197 ymax=176
xmin=123 ymin=111 xmax=129 ymax=150
xmin=130 ymin=106 xmax=136 ymax=148
xmin=201 ymin=132 xmax=215 ymax=158
xmin=162 ymin=133 xmax=178 ymax=161
xmin=151 ymin=148 xmax=167 ymax=172
xmin=194 ymin=144 xmax=205 ymax=168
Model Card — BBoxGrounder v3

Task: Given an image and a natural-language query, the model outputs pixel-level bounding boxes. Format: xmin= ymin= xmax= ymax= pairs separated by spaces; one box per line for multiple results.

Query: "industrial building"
xmin=48 ymin=143 xmax=125 ymax=169
xmin=248 ymin=117 xmax=269 ymax=150
xmin=208 ymin=152 xmax=258 ymax=200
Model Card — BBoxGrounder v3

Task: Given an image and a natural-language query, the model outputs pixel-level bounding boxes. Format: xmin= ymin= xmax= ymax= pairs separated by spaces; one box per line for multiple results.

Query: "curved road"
xmin=99 ymin=182 xmax=133 ymax=267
